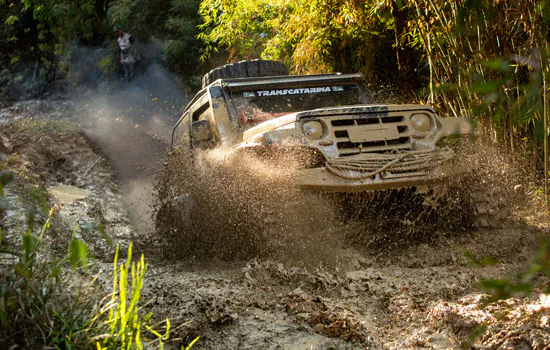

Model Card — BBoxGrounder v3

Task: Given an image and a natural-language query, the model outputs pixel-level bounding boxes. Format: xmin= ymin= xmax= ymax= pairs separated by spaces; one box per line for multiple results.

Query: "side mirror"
xmin=192 ymin=119 xmax=212 ymax=143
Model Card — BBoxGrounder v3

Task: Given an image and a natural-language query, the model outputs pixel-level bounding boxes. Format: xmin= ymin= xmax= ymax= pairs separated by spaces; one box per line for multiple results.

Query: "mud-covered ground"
xmin=1 ymin=97 xmax=549 ymax=349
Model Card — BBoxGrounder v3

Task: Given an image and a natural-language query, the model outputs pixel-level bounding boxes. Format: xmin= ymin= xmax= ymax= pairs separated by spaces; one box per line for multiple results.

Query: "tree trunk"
xmin=391 ymin=0 xmax=416 ymax=90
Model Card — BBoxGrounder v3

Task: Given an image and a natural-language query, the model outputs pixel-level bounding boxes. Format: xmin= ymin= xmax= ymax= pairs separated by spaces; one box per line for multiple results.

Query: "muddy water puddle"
xmin=49 ymin=184 xmax=90 ymax=203
xmin=141 ymin=224 xmax=545 ymax=349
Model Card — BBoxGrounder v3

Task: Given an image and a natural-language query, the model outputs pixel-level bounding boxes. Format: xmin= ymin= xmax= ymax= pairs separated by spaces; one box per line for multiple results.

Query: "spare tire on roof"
xmin=201 ymin=60 xmax=289 ymax=88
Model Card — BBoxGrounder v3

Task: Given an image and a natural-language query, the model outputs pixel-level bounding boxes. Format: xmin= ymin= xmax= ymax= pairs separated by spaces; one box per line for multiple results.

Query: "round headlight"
xmin=410 ymin=113 xmax=432 ymax=132
xmin=302 ymin=120 xmax=324 ymax=140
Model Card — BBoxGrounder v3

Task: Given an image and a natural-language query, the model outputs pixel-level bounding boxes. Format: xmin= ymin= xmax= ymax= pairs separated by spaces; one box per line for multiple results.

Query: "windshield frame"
xmin=222 ymin=74 xmax=372 ymax=129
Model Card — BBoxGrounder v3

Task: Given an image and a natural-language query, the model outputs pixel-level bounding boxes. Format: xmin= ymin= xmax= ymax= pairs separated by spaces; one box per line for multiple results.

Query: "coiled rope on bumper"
xmin=325 ymin=148 xmax=455 ymax=180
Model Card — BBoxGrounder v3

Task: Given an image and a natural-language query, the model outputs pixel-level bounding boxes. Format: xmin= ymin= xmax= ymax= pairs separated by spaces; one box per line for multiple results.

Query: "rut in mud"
xmin=1 ymin=97 xmax=549 ymax=349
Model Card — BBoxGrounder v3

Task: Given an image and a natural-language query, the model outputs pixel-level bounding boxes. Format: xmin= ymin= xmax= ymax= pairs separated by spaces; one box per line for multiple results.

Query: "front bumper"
xmin=295 ymin=147 xmax=468 ymax=192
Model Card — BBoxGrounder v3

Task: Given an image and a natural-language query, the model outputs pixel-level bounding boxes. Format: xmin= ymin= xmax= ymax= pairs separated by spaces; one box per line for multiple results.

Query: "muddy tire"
xmin=155 ymin=195 xmax=195 ymax=257
xmin=470 ymin=182 xmax=510 ymax=228
xmin=201 ymin=60 xmax=289 ymax=88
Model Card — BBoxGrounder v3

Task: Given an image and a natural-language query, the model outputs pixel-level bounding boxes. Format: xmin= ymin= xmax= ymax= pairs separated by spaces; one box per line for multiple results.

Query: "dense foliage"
xmin=0 ymin=0 xmax=203 ymax=81
xmin=198 ymin=0 xmax=400 ymax=83
xmin=198 ymin=0 xmax=550 ymax=117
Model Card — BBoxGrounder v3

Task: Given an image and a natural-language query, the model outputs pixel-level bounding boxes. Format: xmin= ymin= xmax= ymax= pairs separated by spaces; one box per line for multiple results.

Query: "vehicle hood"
xmin=241 ymin=104 xmax=436 ymax=142
xmin=242 ymin=112 xmax=298 ymax=142
xmin=296 ymin=104 xmax=435 ymax=118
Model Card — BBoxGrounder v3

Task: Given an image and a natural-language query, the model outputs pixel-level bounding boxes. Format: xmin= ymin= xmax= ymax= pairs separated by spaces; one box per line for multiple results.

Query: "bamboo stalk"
xmin=544 ymin=47 xmax=549 ymax=211
xmin=413 ymin=2 xmax=434 ymax=104
xmin=427 ymin=21 xmax=434 ymax=104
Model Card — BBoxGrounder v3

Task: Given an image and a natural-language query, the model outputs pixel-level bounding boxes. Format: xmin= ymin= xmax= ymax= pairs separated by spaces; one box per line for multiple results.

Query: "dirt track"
xmin=1 ymin=97 xmax=549 ymax=349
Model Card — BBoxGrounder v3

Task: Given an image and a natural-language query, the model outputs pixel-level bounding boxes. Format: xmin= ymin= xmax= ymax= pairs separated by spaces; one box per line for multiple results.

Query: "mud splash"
xmin=152 ymin=136 xmax=530 ymax=264
xmin=153 ymin=148 xmax=342 ymax=262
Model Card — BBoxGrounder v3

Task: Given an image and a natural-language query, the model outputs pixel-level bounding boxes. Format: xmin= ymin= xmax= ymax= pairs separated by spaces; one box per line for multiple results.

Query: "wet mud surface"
xmin=1 ymin=98 xmax=549 ymax=349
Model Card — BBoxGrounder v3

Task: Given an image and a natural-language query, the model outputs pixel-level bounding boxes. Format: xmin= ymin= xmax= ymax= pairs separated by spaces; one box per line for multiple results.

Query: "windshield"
xmin=228 ymin=84 xmax=368 ymax=129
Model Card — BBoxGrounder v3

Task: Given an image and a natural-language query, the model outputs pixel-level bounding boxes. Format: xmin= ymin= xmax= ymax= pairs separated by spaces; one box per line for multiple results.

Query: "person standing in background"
xmin=115 ymin=27 xmax=139 ymax=83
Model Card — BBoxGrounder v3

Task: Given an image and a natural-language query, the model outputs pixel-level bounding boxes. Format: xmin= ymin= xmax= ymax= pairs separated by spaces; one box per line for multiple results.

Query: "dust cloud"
xmin=70 ymin=60 xmax=188 ymax=235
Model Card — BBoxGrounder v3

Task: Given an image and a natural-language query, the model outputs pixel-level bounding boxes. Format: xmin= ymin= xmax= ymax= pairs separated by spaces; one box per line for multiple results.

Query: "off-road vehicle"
xmin=170 ymin=60 xmax=472 ymax=192
xmin=156 ymin=60 xmax=483 ymax=257
xmin=157 ymin=59 xmax=481 ymax=256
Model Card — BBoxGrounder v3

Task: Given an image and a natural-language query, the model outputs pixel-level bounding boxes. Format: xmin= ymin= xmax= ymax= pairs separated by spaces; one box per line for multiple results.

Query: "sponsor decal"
xmin=244 ymin=86 xmax=347 ymax=97
xmin=255 ymin=86 xmax=336 ymax=97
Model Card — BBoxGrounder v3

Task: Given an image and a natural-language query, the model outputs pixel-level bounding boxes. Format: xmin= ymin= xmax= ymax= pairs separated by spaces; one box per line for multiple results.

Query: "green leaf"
xmin=510 ymin=282 xmax=532 ymax=294
xmin=164 ymin=318 xmax=171 ymax=339
xmin=98 ymin=224 xmax=114 ymax=247
xmin=473 ymin=81 xmax=499 ymax=94
xmin=15 ymin=263 xmax=33 ymax=278
xmin=5 ymin=15 xmax=19 ymax=25
xmin=22 ymin=233 xmax=34 ymax=266
xmin=69 ymin=238 xmax=89 ymax=269
xmin=50 ymin=266 xmax=61 ymax=280
xmin=483 ymin=58 xmax=512 ymax=73
xmin=146 ymin=325 xmax=162 ymax=338
xmin=462 ymin=249 xmax=500 ymax=266
xmin=0 ymin=247 xmax=21 ymax=257
xmin=433 ymin=83 xmax=452 ymax=93
xmin=184 ymin=336 xmax=200 ymax=350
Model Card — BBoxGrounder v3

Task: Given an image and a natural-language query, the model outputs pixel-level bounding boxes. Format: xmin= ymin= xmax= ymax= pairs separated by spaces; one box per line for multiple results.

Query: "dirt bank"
xmin=0 ymin=115 xmax=136 ymax=258
xmin=1 ymin=99 xmax=549 ymax=349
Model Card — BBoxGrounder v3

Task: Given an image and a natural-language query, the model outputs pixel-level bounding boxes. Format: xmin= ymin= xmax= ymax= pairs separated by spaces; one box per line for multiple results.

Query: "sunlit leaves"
xmin=198 ymin=0 xmax=384 ymax=74
xmin=462 ymin=249 xmax=500 ymax=266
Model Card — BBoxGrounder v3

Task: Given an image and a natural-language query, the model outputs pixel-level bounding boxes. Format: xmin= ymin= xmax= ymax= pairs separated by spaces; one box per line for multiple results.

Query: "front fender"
xmin=438 ymin=117 xmax=473 ymax=137
xmin=243 ymin=122 xmax=308 ymax=147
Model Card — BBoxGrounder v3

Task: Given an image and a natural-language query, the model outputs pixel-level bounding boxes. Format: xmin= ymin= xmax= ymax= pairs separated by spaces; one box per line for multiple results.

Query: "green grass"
xmin=0 ymin=158 xmax=198 ymax=349
xmin=10 ymin=119 xmax=81 ymax=134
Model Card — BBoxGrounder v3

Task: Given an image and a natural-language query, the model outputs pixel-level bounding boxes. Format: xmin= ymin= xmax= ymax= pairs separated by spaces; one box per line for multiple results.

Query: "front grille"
xmin=326 ymin=148 xmax=455 ymax=180
xmin=330 ymin=114 xmax=411 ymax=156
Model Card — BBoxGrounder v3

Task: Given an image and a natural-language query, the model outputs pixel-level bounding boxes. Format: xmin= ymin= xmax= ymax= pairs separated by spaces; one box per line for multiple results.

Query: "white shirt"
xmin=118 ymin=33 xmax=133 ymax=51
